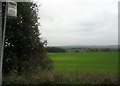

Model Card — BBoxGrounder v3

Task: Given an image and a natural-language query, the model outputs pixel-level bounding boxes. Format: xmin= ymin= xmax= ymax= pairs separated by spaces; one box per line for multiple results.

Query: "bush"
xmin=2 ymin=2 xmax=53 ymax=74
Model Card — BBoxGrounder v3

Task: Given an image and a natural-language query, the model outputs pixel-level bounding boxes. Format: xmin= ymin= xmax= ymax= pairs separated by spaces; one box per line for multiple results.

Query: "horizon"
xmin=46 ymin=44 xmax=119 ymax=47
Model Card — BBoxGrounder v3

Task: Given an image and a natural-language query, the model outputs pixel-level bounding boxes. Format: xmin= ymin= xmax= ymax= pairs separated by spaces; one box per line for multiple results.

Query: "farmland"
xmin=3 ymin=52 xmax=118 ymax=84
xmin=48 ymin=52 xmax=118 ymax=75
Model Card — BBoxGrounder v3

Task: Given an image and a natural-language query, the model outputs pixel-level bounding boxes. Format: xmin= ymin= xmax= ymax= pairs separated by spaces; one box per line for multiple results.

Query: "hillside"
xmin=47 ymin=45 xmax=118 ymax=49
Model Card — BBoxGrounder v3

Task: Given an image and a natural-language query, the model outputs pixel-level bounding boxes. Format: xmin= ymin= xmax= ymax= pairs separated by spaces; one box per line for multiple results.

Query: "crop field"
xmin=48 ymin=52 xmax=118 ymax=75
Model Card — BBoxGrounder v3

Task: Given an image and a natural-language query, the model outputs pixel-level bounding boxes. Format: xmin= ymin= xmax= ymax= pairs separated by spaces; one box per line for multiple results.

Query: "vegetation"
xmin=3 ymin=70 xmax=118 ymax=84
xmin=66 ymin=48 xmax=117 ymax=52
xmin=46 ymin=46 xmax=118 ymax=52
xmin=48 ymin=52 xmax=118 ymax=74
xmin=3 ymin=51 xmax=118 ymax=84
xmin=1 ymin=2 xmax=119 ymax=85
xmin=2 ymin=2 xmax=53 ymax=74
xmin=45 ymin=47 xmax=66 ymax=52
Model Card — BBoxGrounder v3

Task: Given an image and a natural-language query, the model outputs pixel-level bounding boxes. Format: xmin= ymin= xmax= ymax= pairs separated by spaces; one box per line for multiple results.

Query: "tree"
xmin=2 ymin=2 xmax=53 ymax=74
xmin=45 ymin=47 xmax=66 ymax=52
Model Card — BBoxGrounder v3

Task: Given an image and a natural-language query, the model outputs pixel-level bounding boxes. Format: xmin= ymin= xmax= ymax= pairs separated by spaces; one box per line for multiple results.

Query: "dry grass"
xmin=3 ymin=70 xmax=118 ymax=84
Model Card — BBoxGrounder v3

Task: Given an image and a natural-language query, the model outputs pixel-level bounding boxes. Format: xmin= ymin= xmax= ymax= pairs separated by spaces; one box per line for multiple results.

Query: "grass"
xmin=3 ymin=70 xmax=118 ymax=84
xmin=48 ymin=52 xmax=118 ymax=75
xmin=3 ymin=52 xmax=118 ymax=84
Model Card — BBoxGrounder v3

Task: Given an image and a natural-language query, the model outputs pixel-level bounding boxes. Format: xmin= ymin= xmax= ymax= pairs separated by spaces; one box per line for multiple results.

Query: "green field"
xmin=48 ymin=52 xmax=118 ymax=74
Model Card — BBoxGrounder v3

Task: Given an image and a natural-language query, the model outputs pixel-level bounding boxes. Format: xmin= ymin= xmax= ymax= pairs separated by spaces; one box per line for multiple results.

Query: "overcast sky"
xmin=35 ymin=0 xmax=118 ymax=46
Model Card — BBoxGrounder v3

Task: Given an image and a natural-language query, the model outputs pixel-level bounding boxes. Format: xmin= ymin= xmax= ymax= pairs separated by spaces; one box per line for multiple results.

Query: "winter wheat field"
xmin=48 ymin=52 xmax=118 ymax=75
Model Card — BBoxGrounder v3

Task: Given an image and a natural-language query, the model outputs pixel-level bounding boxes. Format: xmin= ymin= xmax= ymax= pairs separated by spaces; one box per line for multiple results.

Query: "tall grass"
xmin=3 ymin=70 xmax=118 ymax=84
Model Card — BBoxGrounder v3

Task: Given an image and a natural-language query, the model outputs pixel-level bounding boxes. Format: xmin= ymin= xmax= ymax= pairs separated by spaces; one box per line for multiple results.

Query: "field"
xmin=3 ymin=52 xmax=118 ymax=84
xmin=48 ymin=52 xmax=118 ymax=75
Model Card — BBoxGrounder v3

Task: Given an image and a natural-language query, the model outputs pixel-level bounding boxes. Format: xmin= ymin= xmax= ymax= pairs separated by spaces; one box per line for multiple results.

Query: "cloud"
xmin=37 ymin=0 xmax=118 ymax=46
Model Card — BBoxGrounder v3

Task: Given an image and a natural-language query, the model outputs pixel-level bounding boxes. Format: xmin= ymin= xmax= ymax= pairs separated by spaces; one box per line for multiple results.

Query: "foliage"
xmin=45 ymin=47 xmax=66 ymax=52
xmin=3 ymin=70 xmax=118 ymax=84
xmin=2 ymin=2 xmax=53 ymax=74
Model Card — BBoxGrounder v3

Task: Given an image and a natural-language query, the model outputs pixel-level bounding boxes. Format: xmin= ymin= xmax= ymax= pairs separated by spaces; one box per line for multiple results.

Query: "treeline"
xmin=45 ymin=47 xmax=118 ymax=53
xmin=45 ymin=47 xmax=66 ymax=52
xmin=66 ymin=48 xmax=118 ymax=52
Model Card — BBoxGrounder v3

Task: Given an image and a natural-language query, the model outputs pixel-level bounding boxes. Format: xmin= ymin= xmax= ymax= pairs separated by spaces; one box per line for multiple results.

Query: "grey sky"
xmin=35 ymin=0 xmax=118 ymax=46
